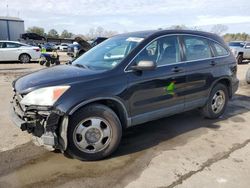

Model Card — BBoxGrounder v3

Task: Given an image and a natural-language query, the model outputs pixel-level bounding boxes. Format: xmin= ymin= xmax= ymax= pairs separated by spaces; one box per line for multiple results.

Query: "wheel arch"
xmin=68 ymin=97 xmax=130 ymax=129
xmin=19 ymin=53 xmax=31 ymax=61
xmin=209 ymin=77 xmax=232 ymax=98
xmin=59 ymin=97 xmax=130 ymax=151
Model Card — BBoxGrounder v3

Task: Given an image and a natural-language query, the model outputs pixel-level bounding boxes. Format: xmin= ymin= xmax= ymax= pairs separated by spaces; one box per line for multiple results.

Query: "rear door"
xmin=0 ymin=42 xmax=6 ymax=61
xmin=181 ymin=35 xmax=214 ymax=110
xmin=126 ymin=35 xmax=187 ymax=125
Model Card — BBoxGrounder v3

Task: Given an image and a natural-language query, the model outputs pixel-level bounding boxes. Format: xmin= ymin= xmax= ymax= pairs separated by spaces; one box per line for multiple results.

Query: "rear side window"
xmin=212 ymin=42 xmax=229 ymax=56
xmin=6 ymin=42 xmax=21 ymax=48
xmin=183 ymin=36 xmax=212 ymax=61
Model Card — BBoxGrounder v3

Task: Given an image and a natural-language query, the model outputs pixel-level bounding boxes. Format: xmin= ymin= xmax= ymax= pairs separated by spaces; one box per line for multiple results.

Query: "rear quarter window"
xmin=212 ymin=42 xmax=229 ymax=56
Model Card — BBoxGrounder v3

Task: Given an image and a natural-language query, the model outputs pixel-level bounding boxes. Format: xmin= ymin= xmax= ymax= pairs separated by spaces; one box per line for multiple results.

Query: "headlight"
xmin=20 ymin=86 xmax=70 ymax=106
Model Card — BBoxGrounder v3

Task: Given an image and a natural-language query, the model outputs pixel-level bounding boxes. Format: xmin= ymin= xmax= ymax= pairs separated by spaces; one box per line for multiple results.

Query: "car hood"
xmin=229 ymin=46 xmax=242 ymax=51
xmin=14 ymin=65 xmax=103 ymax=94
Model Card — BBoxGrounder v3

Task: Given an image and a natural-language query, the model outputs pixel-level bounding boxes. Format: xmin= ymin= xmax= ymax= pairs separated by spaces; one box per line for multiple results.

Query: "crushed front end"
xmin=11 ymin=92 xmax=66 ymax=151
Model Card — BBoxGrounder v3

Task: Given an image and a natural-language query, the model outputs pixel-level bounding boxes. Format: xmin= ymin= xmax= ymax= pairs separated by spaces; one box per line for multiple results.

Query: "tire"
xmin=237 ymin=54 xmax=243 ymax=64
xmin=66 ymin=104 xmax=122 ymax=161
xmin=19 ymin=54 xmax=31 ymax=63
xmin=39 ymin=60 xmax=45 ymax=65
xmin=201 ymin=83 xmax=229 ymax=119
xmin=246 ymin=68 xmax=250 ymax=84
xmin=45 ymin=61 xmax=50 ymax=67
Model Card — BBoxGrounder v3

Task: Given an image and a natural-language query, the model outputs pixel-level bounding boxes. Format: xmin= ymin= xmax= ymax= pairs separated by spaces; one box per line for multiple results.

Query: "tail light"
xmin=33 ymin=48 xmax=40 ymax=52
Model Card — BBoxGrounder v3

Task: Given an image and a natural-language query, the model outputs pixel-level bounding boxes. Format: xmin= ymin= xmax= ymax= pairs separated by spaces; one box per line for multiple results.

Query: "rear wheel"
xmin=66 ymin=104 xmax=122 ymax=161
xmin=19 ymin=54 xmax=31 ymax=63
xmin=201 ymin=83 xmax=229 ymax=119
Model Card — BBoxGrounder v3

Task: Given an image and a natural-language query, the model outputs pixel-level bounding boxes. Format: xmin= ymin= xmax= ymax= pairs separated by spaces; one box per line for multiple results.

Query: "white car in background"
xmin=58 ymin=43 xmax=69 ymax=51
xmin=0 ymin=41 xmax=41 ymax=63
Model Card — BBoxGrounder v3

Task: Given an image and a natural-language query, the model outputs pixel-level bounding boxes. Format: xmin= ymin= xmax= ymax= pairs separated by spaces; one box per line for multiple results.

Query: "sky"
xmin=0 ymin=0 xmax=250 ymax=35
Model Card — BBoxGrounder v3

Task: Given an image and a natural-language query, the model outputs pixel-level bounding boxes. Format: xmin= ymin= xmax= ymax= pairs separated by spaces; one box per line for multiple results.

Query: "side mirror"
xmin=131 ymin=60 xmax=157 ymax=71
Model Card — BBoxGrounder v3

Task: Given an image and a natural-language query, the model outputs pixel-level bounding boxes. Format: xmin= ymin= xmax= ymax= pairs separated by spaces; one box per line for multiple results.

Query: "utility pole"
xmin=6 ymin=4 xmax=9 ymax=17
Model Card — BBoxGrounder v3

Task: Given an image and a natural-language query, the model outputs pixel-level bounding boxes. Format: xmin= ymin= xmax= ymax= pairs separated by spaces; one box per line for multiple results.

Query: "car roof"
xmin=0 ymin=40 xmax=21 ymax=43
xmin=116 ymin=29 xmax=223 ymax=43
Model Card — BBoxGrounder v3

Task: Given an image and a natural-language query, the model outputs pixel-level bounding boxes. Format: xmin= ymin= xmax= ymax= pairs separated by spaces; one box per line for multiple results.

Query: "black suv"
xmin=11 ymin=30 xmax=239 ymax=160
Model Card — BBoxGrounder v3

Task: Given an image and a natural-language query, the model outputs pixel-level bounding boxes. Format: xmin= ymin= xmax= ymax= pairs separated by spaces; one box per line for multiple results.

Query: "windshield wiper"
xmin=74 ymin=63 xmax=89 ymax=69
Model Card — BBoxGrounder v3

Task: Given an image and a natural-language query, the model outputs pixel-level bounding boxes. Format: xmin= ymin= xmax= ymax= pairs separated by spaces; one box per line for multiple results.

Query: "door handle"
xmin=210 ymin=61 xmax=217 ymax=66
xmin=171 ymin=67 xmax=183 ymax=73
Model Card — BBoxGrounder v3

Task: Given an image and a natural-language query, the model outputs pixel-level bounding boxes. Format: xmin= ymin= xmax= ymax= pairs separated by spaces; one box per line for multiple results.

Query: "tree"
xmin=211 ymin=24 xmax=228 ymax=35
xmin=61 ymin=30 xmax=74 ymax=38
xmin=169 ymin=25 xmax=188 ymax=30
xmin=85 ymin=27 xmax=118 ymax=39
xmin=26 ymin=26 xmax=45 ymax=36
xmin=223 ymin=33 xmax=250 ymax=42
xmin=48 ymin=29 xmax=59 ymax=38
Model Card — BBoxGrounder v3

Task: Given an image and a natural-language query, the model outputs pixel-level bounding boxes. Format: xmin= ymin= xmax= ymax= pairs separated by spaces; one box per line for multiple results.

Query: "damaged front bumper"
xmin=10 ymin=94 xmax=68 ymax=151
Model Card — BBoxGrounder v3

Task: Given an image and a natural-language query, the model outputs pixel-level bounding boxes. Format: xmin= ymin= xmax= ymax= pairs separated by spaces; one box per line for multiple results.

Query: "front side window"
xmin=133 ymin=35 xmax=181 ymax=67
xmin=72 ymin=36 xmax=144 ymax=70
xmin=245 ymin=43 xmax=250 ymax=49
xmin=183 ymin=36 xmax=212 ymax=61
xmin=213 ymin=42 xmax=229 ymax=56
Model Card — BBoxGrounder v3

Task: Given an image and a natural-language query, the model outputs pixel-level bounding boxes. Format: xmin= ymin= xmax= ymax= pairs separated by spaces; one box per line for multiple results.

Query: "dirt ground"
xmin=0 ymin=58 xmax=249 ymax=188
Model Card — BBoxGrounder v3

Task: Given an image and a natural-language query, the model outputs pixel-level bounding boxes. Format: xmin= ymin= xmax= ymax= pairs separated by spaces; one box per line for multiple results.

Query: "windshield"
xmin=72 ymin=36 xmax=144 ymax=70
xmin=228 ymin=42 xmax=245 ymax=48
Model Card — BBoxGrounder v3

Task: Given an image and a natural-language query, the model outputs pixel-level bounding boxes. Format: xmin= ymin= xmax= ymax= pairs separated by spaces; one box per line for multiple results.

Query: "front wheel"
xmin=201 ymin=83 xmax=229 ymax=119
xmin=66 ymin=104 xmax=122 ymax=161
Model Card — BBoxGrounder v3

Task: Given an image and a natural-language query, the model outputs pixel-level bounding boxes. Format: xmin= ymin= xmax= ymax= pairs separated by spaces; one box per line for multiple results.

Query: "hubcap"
xmin=211 ymin=90 xmax=225 ymax=114
xmin=20 ymin=55 xmax=29 ymax=63
xmin=73 ymin=117 xmax=112 ymax=153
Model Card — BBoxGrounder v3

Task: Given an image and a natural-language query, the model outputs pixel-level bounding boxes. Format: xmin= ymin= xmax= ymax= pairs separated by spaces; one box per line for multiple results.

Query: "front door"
xmin=126 ymin=35 xmax=187 ymax=125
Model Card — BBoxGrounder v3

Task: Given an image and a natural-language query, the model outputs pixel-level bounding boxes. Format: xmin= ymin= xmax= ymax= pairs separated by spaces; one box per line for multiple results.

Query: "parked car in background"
xmin=0 ymin=41 xmax=41 ymax=63
xmin=67 ymin=37 xmax=92 ymax=58
xmin=21 ymin=33 xmax=46 ymax=41
xmin=90 ymin=37 xmax=108 ymax=47
xmin=67 ymin=37 xmax=108 ymax=59
xmin=11 ymin=30 xmax=238 ymax=160
xmin=228 ymin=41 xmax=250 ymax=64
xmin=42 ymin=43 xmax=57 ymax=52
xmin=58 ymin=43 xmax=69 ymax=51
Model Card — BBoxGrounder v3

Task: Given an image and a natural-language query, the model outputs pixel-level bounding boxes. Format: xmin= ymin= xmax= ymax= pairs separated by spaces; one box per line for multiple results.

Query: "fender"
xmin=60 ymin=97 xmax=131 ymax=151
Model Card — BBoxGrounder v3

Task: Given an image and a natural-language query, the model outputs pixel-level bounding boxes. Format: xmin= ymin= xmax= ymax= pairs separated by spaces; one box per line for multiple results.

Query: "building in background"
xmin=0 ymin=16 xmax=24 ymax=41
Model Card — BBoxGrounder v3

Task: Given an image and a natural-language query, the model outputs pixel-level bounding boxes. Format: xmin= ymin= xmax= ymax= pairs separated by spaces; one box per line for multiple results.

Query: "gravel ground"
xmin=0 ymin=60 xmax=249 ymax=188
